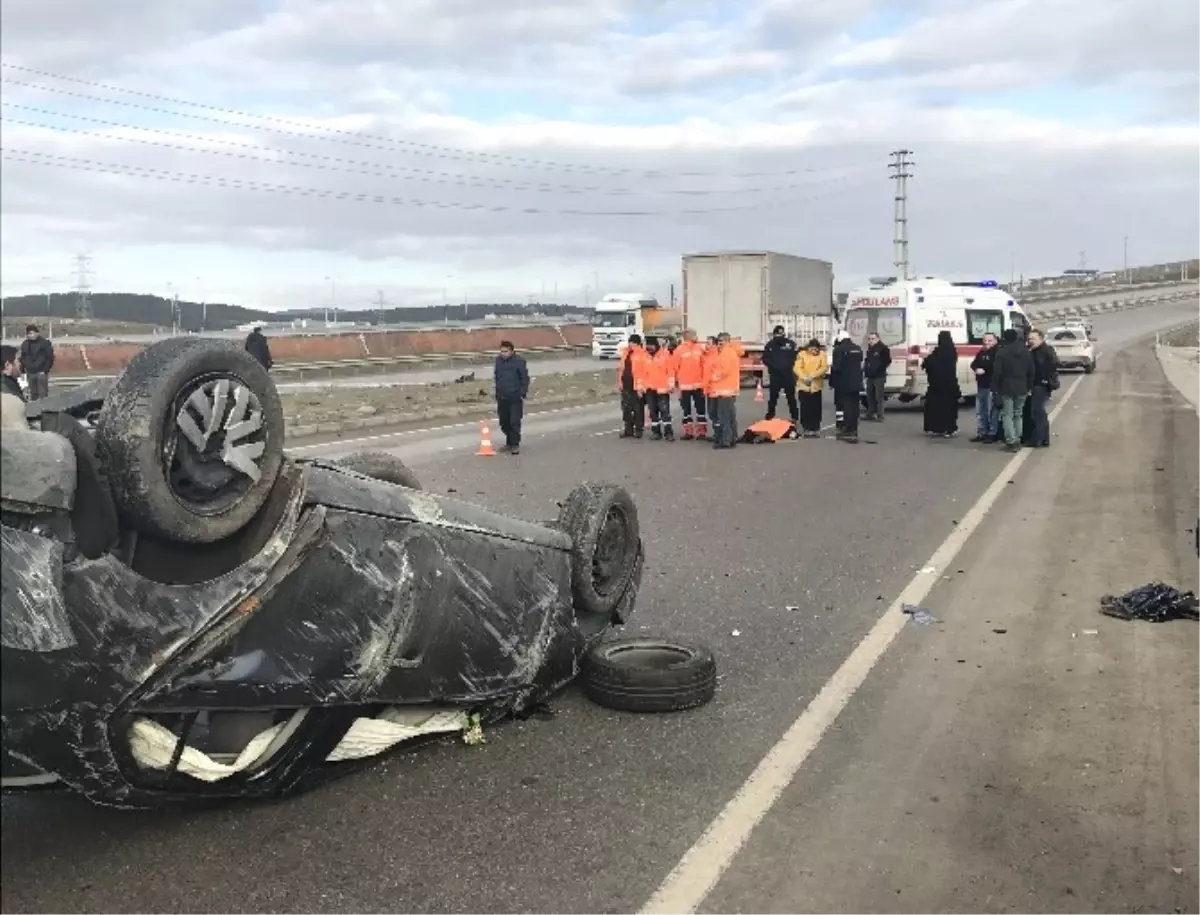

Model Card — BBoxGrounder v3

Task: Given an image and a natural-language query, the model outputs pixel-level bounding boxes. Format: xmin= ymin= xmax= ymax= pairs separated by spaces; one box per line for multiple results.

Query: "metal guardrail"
xmin=1020 ymin=280 xmax=1196 ymax=303
xmin=1024 ymin=289 xmax=1196 ymax=322
xmin=48 ymin=342 xmax=591 ymax=391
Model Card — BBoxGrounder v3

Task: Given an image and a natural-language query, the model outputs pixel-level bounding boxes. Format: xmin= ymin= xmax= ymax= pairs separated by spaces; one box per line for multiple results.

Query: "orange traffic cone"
xmin=476 ymin=420 xmax=497 ymax=456
xmin=754 ymin=378 xmax=765 ymax=402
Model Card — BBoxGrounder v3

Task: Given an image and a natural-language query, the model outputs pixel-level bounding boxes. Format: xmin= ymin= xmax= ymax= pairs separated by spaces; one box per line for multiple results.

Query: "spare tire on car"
xmin=556 ymin=483 xmax=641 ymax=635
xmin=95 ymin=338 xmax=285 ymax=544
xmin=583 ymin=637 xmax=717 ymax=713
xmin=335 ymin=452 xmax=421 ymax=490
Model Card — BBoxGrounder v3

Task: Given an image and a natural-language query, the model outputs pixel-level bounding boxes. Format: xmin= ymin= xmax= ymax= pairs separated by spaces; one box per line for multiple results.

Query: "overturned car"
xmin=1 ymin=338 xmax=643 ymax=808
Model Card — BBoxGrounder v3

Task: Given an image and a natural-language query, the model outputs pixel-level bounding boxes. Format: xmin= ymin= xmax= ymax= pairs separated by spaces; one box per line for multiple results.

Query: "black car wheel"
xmin=96 ymin=338 xmax=284 ymax=543
xmin=336 ymin=452 xmax=422 ymax=489
xmin=583 ymin=637 xmax=717 ymax=712
xmin=557 ymin=483 xmax=640 ymax=631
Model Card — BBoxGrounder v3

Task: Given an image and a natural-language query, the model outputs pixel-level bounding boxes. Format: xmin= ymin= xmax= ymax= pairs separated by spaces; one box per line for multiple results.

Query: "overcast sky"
xmin=1 ymin=0 xmax=1196 ymax=310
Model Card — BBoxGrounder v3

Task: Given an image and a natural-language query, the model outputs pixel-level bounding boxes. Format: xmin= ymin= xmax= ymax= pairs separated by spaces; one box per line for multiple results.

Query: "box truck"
xmin=681 ymin=251 xmax=837 ymax=384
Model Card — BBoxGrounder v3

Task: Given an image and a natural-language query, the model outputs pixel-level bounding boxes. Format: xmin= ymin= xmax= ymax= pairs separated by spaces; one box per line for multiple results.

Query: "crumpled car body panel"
xmin=2 ymin=461 xmax=641 ymax=808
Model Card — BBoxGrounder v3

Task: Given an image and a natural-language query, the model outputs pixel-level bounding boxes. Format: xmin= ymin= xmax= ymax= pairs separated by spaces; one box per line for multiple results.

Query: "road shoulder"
xmin=701 ymin=342 xmax=1199 ymax=914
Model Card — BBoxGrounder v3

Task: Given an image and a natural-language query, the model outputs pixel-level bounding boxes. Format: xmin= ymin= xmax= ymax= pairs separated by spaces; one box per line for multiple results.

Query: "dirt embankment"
xmin=283 ymin=369 xmax=617 ymax=431
xmin=40 ymin=324 xmax=594 ymax=375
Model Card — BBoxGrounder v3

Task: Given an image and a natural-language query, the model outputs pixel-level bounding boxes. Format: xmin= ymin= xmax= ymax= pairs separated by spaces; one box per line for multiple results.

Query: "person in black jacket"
xmin=990 ymin=328 xmax=1035 ymax=452
xmin=1026 ymin=329 xmax=1059 ymax=448
xmin=830 ymin=335 xmax=864 ymax=443
xmin=18 ymin=324 xmax=54 ymax=401
xmin=969 ymin=332 xmax=999 ymax=442
xmin=921 ymin=331 xmax=961 ymax=437
xmin=244 ymin=326 xmax=273 ymax=370
xmin=862 ymin=332 xmax=892 ymax=421
xmin=493 ymin=340 xmax=530 ymax=454
xmin=1 ymin=344 xmax=26 ymax=401
xmin=761 ymin=325 xmax=798 ymax=423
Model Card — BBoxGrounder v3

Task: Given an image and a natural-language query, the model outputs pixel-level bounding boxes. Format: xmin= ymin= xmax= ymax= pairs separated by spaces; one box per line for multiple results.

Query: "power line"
xmin=1 ymin=64 xmax=884 ymax=180
xmin=0 ymin=147 xmax=875 ymax=216
xmin=888 ymin=149 xmax=914 ymax=281
xmin=0 ymin=110 xmax=876 ymax=197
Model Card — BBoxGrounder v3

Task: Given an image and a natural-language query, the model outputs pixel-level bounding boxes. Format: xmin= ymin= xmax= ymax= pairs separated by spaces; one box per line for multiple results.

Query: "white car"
xmin=1047 ymin=325 xmax=1096 ymax=374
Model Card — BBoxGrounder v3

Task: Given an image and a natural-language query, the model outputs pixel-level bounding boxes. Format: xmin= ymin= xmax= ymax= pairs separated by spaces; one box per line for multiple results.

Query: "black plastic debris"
xmin=1099 ymin=583 xmax=1199 ymax=623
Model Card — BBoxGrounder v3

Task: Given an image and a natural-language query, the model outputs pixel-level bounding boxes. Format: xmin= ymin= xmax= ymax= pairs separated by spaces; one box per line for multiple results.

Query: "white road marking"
xmin=639 ymin=375 xmax=1087 ymax=915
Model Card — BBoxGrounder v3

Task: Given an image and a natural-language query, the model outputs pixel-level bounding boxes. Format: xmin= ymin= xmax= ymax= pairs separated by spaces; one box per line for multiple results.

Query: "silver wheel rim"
xmin=175 ymin=377 xmax=267 ymax=482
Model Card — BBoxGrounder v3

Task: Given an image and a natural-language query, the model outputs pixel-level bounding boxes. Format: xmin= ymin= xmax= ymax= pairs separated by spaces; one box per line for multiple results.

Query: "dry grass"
xmin=282 ymin=369 xmax=618 ymax=425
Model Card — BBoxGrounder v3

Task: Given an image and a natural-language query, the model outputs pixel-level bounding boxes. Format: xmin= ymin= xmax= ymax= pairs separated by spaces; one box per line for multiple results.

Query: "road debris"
xmin=1099 ymin=583 xmax=1199 ymax=623
xmin=901 ymin=604 xmax=940 ymax=626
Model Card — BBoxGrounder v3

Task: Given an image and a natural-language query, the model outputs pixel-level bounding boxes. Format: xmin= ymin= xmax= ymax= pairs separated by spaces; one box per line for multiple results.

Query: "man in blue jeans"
xmin=969 ymin=332 xmax=999 ymax=442
xmin=990 ymin=328 xmax=1034 ymax=452
xmin=1026 ymin=328 xmax=1059 ymax=448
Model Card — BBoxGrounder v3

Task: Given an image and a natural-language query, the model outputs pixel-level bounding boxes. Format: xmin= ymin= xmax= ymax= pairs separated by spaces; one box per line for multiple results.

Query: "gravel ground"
xmin=282 ymin=368 xmax=617 ymax=427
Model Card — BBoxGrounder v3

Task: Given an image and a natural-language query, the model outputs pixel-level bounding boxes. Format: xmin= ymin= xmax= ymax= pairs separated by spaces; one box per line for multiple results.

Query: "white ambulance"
xmin=841 ymin=278 xmax=1031 ymax=403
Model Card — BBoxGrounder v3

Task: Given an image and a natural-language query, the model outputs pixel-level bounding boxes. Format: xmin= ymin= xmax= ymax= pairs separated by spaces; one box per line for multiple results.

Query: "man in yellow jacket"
xmin=793 ymin=337 xmax=828 ymax=438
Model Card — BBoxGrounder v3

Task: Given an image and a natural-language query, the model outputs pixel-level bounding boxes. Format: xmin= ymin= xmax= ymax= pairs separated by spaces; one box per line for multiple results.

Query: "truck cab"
xmin=590 ymin=294 xmax=682 ymax=359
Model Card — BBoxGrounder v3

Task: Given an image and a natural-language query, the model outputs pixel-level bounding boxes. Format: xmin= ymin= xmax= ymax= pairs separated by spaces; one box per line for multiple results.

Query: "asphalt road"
xmin=2 ymin=298 xmax=1196 ymax=914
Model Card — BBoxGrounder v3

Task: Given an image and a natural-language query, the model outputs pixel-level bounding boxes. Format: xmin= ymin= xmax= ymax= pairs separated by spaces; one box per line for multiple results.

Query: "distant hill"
xmin=0 ymin=292 xmax=592 ymax=332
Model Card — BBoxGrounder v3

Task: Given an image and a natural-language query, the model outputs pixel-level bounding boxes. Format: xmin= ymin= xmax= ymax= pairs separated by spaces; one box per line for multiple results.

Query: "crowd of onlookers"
xmin=597 ymin=323 xmax=1061 ymax=451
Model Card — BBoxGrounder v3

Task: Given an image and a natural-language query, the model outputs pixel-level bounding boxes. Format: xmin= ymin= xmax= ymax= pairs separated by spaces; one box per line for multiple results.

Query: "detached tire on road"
xmin=336 ymin=452 xmax=422 ymax=490
xmin=556 ymin=483 xmax=640 ymax=629
xmin=583 ymin=637 xmax=716 ymax=713
xmin=96 ymin=338 xmax=284 ymax=544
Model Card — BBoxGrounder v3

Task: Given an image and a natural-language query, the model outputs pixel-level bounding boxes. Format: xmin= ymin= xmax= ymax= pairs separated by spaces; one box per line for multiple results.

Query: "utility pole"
xmin=195 ymin=276 xmax=206 ymax=332
xmin=1123 ymin=236 xmax=1129 ymax=284
xmin=72 ymin=253 xmax=94 ymax=320
xmin=888 ymin=150 xmax=914 ymax=281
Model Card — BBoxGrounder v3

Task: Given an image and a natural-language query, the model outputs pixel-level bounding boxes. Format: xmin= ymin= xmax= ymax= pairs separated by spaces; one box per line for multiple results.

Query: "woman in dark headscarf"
xmin=922 ymin=330 xmax=961 ymax=437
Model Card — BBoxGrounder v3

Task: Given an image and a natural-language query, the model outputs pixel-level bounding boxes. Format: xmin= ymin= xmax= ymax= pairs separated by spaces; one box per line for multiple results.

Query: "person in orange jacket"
xmin=617 ymin=333 xmax=650 ymax=439
xmin=706 ymin=332 xmax=742 ymax=449
xmin=701 ymin=335 xmax=720 ymax=441
xmin=642 ymin=336 xmax=678 ymax=441
xmin=674 ymin=329 xmax=707 ymax=440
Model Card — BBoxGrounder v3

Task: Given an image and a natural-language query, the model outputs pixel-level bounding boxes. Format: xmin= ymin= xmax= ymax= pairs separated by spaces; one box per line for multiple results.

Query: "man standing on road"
xmin=707 ymin=333 xmax=741 ymax=449
xmin=674 ymin=330 xmax=707 ymax=440
xmin=1 ymin=345 xmax=26 ymax=401
xmin=969 ymin=332 xmax=1000 ymax=443
xmin=702 ymin=335 xmax=719 ymax=441
xmin=493 ymin=340 xmax=530 ymax=455
xmin=244 ymin=325 xmax=273 ymax=371
xmin=830 ymin=333 xmax=864 ymax=443
xmin=829 ymin=332 xmax=851 ymax=431
xmin=862 ymin=331 xmax=891 ymax=421
xmin=18 ymin=324 xmax=54 ymax=401
xmin=1026 ymin=329 xmax=1059 ymax=449
xmin=991 ymin=328 xmax=1035 ymax=452
xmin=761 ymin=324 xmax=798 ymax=424
xmin=642 ymin=336 xmax=677 ymax=441
xmin=618 ymin=333 xmax=649 ymax=439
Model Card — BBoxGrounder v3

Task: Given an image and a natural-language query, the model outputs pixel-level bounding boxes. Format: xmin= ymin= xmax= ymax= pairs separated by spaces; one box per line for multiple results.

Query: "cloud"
xmin=1 ymin=0 xmax=1197 ymax=309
